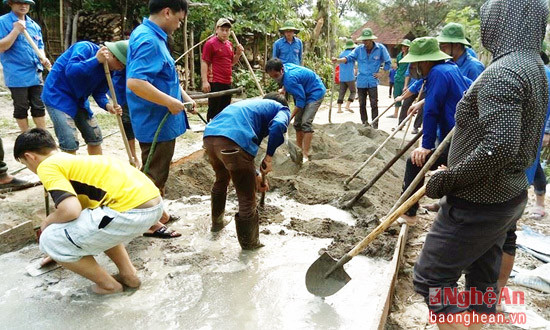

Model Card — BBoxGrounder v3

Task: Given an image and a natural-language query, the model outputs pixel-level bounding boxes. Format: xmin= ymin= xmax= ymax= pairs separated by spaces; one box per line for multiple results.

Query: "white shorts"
xmin=39 ymin=201 xmax=163 ymax=263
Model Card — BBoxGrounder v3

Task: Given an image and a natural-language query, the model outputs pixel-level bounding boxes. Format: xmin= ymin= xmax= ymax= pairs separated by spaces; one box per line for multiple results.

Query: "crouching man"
xmin=203 ymin=93 xmax=290 ymax=249
xmin=14 ymin=128 xmax=163 ymax=294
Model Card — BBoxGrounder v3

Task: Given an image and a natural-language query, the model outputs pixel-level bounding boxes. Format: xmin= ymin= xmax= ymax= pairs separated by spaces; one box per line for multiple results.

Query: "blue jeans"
xmin=46 ymin=106 xmax=102 ymax=152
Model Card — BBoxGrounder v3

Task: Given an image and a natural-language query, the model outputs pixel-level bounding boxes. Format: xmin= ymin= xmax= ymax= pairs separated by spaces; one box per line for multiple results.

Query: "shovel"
xmin=306 ymin=185 xmax=426 ymax=297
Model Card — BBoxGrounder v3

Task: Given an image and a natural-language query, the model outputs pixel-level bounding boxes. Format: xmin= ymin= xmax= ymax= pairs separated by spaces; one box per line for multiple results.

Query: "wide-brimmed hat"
xmin=3 ymin=0 xmax=35 ymax=5
xmin=437 ymin=23 xmax=470 ymax=46
xmin=357 ymin=28 xmax=377 ymax=41
xmin=279 ymin=20 xmax=300 ymax=33
xmin=216 ymin=18 xmax=232 ymax=28
xmin=400 ymin=37 xmax=452 ymax=63
xmin=400 ymin=39 xmax=411 ymax=47
xmin=344 ymin=38 xmax=356 ymax=49
xmin=105 ymin=40 xmax=129 ymax=65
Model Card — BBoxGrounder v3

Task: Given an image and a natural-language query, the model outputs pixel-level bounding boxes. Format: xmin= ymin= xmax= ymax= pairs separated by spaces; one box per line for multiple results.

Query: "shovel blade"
xmin=288 ymin=141 xmax=303 ymax=165
xmin=305 ymin=252 xmax=351 ymax=297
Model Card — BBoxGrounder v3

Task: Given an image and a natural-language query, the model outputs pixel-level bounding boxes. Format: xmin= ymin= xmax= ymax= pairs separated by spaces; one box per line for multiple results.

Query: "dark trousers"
xmin=0 ymin=137 xmax=7 ymax=177
xmin=402 ymin=146 xmax=449 ymax=216
xmin=207 ymin=82 xmax=232 ymax=121
xmin=389 ymin=82 xmax=394 ymax=97
xmin=9 ymin=85 xmax=45 ymax=119
xmin=203 ymin=136 xmax=257 ymax=219
xmin=358 ymin=87 xmax=378 ymax=128
xmin=121 ymin=104 xmax=135 ymax=140
xmin=140 ymin=139 xmax=176 ymax=194
xmin=534 ymin=162 xmax=547 ymax=195
xmin=413 ymin=195 xmax=527 ymax=314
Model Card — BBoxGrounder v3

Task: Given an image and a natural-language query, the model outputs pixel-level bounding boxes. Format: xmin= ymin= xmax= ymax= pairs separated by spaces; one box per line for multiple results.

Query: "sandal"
xmin=143 ymin=225 xmax=181 ymax=239
xmin=0 ymin=177 xmax=30 ymax=189
xmin=528 ymin=206 xmax=546 ymax=220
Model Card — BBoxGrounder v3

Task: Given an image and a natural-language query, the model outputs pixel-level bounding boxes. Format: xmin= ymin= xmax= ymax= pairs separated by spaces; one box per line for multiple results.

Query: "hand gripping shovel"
xmin=305 ymin=185 xmax=426 ymax=297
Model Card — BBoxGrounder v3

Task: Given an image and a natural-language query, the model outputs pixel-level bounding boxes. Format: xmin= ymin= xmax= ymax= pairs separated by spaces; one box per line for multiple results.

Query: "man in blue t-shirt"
xmin=332 ymin=28 xmax=391 ymax=129
xmin=397 ymin=37 xmax=471 ymax=225
xmin=337 ymin=38 xmax=357 ymax=114
xmin=0 ymin=0 xmax=51 ymax=132
xmin=203 ymin=93 xmax=290 ymax=249
xmin=272 ymin=21 xmax=303 ymax=65
xmin=265 ymin=58 xmax=326 ymax=162
xmin=126 ymin=0 xmax=195 ymax=194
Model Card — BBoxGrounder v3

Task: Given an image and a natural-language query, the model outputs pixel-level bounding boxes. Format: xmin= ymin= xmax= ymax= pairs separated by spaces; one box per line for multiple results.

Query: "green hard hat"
xmin=437 ymin=23 xmax=470 ymax=46
xmin=279 ymin=20 xmax=300 ymax=33
xmin=357 ymin=28 xmax=377 ymax=41
xmin=400 ymin=39 xmax=411 ymax=47
xmin=344 ymin=38 xmax=356 ymax=49
xmin=3 ymin=0 xmax=35 ymax=5
xmin=400 ymin=37 xmax=452 ymax=63
xmin=105 ymin=40 xmax=129 ymax=65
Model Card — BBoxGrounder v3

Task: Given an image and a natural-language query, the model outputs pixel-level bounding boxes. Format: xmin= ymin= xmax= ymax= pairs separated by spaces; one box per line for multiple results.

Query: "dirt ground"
xmin=1 ymin=85 xmax=549 ymax=328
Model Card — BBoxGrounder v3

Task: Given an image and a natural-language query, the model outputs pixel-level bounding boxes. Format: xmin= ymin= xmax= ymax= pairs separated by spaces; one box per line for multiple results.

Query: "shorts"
xmin=9 ymin=85 xmax=46 ymax=119
xmin=46 ymin=105 xmax=103 ymax=152
xmin=294 ymin=98 xmax=323 ymax=132
xmin=39 ymin=201 xmax=163 ymax=263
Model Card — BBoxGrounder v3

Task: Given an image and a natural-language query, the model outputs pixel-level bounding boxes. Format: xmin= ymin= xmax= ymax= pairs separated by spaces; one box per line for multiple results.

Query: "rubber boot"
xmin=235 ymin=212 xmax=264 ymax=250
xmin=211 ymin=192 xmax=230 ymax=232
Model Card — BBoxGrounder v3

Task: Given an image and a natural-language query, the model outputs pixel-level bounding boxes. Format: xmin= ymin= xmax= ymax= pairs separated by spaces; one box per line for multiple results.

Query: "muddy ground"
xmin=1 ymin=85 xmax=549 ymax=328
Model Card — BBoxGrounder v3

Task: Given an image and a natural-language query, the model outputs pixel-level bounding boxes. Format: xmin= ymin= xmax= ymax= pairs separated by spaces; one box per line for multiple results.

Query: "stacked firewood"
xmin=77 ymin=12 xmax=122 ymax=44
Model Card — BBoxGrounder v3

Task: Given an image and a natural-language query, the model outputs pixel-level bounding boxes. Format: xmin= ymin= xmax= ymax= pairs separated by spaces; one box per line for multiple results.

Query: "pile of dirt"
xmin=165 ymin=122 xmax=409 ymax=260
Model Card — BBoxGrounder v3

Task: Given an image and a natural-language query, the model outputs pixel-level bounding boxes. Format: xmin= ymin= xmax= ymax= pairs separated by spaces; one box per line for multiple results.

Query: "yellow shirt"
xmin=37 ymin=153 xmax=160 ymax=212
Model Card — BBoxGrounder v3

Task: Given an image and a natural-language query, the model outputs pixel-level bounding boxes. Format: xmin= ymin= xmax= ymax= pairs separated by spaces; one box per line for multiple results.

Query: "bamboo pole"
xmin=59 ymin=0 xmax=63 ymax=50
xmin=190 ymin=29 xmax=195 ymax=89
xmin=183 ymin=15 xmax=189 ymax=90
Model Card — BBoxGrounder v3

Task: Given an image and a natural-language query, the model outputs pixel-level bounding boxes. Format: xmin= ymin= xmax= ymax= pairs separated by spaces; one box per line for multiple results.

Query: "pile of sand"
xmin=165 ymin=122 xmax=409 ymax=260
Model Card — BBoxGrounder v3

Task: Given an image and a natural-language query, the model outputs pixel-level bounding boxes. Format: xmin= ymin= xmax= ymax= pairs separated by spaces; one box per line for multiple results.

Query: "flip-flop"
xmin=528 ymin=206 xmax=546 ymax=220
xmin=143 ymin=225 xmax=181 ymax=239
xmin=0 ymin=177 xmax=29 ymax=189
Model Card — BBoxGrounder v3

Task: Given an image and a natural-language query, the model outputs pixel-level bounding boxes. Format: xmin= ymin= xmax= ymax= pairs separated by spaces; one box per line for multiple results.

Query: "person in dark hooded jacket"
xmin=413 ymin=0 xmax=549 ymax=325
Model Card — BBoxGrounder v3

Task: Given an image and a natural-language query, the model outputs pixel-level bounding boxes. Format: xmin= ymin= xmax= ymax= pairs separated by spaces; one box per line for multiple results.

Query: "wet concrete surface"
xmin=0 ymin=194 xmax=391 ymax=329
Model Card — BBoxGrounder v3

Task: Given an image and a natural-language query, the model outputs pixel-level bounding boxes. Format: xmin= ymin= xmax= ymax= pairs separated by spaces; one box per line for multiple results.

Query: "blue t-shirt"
xmin=389 ymin=68 xmax=396 ymax=83
xmin=422 ymin=62 xmax=472 ymax=149
xmin=338 ymin=49 xmax=355 ymax=82
xmin=272 ymin=37 xmax=302 ymax=65
xmin=526 ymin=66 xmax=550 ymax=184
xmin=41 ymin=41 xmax=110 ymax=118
xmin=204 ymin=99 xmax=290 ymax=157
xmin=282 ymin=63 xmax=326 ymax=108
xmin=127 ymin=18 xmax=189 ymax=143
xmin=111 ymin=70 xmax=127 ymax=107
xmin=0 ymin=12 xmax=44 ymax=87
xmin=466 ymin=47 xmax=477 ymax=59
xmin=344 ymin=42 xmax=391 ymax=88
xmin=455 ymin=51 xmax=485 ymax=81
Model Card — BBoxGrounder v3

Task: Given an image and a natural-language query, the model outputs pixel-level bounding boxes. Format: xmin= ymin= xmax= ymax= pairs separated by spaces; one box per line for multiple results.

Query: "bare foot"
xmin=114 ymin=273 xmax=141 ymax=288
xmin=91 ymin=281 xmax=123 ymax=295
xmin=397 ymin=214 xmax=417 ymax=226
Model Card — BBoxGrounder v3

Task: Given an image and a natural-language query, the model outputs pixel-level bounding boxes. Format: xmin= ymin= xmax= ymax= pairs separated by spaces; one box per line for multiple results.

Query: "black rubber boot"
xmin=211 ymin=192 xmax=230 ymax=232
xmin=235 ymin=212 xmax=264 ymax=250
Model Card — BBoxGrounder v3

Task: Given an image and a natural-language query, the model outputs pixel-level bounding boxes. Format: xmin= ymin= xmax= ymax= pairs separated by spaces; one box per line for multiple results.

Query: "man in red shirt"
xmin=201 ymin=18 xmax=244 ymax=121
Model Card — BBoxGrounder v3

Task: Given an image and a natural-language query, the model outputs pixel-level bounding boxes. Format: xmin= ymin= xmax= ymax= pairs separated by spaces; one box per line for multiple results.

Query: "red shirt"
xmin=202 ymin=36 xmax=234 ymax=84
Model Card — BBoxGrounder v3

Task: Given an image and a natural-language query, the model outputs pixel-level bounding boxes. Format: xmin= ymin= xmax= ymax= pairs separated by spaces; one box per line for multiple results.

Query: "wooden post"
xmin=190 ymin=29 xmax=195 ymax=89
xmin=59 ymin=0 xmax=63 ymax=50
xmin=263 ymin=33 xmax=268 ymax=85
xmin=183 ymin=15 xmax=189 ymax=90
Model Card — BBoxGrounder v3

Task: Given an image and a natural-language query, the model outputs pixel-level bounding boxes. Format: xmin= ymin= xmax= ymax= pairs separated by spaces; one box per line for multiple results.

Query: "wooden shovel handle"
xmin=102 ymin=62 xmax=134 ymax=166
xmin=22 ymin=30 xmax=51 ymax=71
xmin=348 ymin=185 xmax=426 ymax=257
xmin=230 ymin=31 xmax=265 ymax=97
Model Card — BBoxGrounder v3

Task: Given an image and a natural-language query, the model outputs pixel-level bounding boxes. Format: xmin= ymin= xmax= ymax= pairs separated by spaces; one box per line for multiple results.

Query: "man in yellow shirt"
xmin=14 ymin=128 xmax=163 ymax=294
